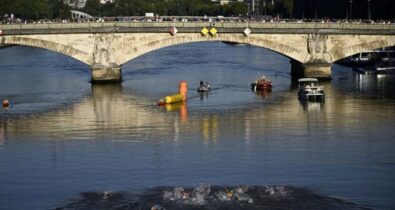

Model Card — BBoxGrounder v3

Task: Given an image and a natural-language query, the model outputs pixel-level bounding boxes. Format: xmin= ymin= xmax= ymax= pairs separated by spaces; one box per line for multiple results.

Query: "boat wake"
xmin=54 ymin=185 xmax=372 ymax=210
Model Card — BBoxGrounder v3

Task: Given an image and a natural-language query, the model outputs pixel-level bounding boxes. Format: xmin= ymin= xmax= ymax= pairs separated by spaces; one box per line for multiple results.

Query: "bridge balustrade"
xmin=1 ymin=22 xmax=395 ymax=33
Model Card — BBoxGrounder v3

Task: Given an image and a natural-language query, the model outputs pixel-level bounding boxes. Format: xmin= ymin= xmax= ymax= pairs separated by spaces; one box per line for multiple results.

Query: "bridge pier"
xmin=291 ymin=61 xmax=332 ymax=80
xmin=91 ymin=65 xmax=122 ymax=83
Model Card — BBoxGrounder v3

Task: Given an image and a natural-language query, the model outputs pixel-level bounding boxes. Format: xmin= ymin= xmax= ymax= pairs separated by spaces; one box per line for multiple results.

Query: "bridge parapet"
xmin=1 ymin=22 xmax=395 ymax=35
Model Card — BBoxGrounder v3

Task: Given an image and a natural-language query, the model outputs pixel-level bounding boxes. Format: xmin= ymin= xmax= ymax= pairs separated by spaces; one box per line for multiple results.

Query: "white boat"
xmin=298 ymin=78 xmax=325 ymax=101
xmin=353 ymin=65 xmax=395 ymax=74
xmin=376 ymin=65 xmax=395 ymax=71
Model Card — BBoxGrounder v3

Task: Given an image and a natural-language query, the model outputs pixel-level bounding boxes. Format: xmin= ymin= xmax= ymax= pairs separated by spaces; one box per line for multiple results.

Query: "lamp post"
xmin=367 ymin=0 xmax=371 ymax=20
xmin=349 ymin=0 xmax=353 ymax=19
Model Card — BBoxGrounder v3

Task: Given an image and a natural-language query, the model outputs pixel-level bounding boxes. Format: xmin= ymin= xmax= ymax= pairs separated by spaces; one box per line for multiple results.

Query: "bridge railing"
xmin=1 ymin=22 xmax=395 ymax=34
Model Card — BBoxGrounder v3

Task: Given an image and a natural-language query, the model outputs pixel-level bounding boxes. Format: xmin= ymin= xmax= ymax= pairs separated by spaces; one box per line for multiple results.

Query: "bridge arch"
xmin=117 ymin=34 xmax=307 ymax=66
xmin=0 ymin=36 xmax=92 ymax=65
xmin=329 ymin=36 xmax=395 ymax=63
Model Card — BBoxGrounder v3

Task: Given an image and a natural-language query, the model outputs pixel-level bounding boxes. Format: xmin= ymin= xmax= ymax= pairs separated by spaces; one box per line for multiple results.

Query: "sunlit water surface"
xmin=0 ymin=43 xmax=394 ymax=210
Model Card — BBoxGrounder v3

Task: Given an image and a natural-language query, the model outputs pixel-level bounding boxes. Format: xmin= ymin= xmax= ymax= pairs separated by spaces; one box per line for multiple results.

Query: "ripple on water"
xmin=54 ymin=185 xmax=373 ymax=210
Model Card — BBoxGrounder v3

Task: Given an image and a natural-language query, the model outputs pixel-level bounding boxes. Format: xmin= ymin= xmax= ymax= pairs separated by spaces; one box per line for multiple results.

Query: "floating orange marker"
xmin=2 ymin=99 xmax=9 ymax=108
xmin=179 ymin=80 xmax=187 ymax=100
xmin=158 ymin=81 xmax=188 ymax=105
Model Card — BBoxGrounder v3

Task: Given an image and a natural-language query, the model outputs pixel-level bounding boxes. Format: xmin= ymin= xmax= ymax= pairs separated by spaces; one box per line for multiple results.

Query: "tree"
xmin=83 ymin=0 xmax=102 ymax=17
xmin=0 ymin=0 xmax=13 ymax=17
xmin=10 ymin=0 xmax=49 ymax=20
xmin=228 ymin=2 xmax=248 ymax=17
xmin=50 ymin=0 xmax=71 ymax=19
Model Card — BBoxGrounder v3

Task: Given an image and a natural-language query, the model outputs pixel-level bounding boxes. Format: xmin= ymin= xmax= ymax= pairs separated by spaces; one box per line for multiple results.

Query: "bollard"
xmin=2 ymin=99 xmax=9 ymax=108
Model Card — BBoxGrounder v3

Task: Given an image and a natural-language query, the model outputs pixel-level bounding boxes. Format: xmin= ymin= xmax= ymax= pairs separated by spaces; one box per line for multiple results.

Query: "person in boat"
xmin=200 ymin=80 xmax=204 ymax=87
xmin=204 ymin=81 xmax=210 ymax=89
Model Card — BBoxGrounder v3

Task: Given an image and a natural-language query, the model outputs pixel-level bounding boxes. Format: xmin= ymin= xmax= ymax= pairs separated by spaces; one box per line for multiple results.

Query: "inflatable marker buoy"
xmin=2 ymin=99 xmax=9 ymax=108
xmin=157 ymin=81 xmax=188 ymax=106
xmin=179 ymin=80 xmax=188 ymax=100
xmin=164 ymin=94 xmax=184 ymax=104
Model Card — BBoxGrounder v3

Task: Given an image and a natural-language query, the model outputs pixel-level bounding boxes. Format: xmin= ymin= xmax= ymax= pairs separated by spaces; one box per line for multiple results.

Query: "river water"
xmin=0 ymin=43 xmax=394 ymax=210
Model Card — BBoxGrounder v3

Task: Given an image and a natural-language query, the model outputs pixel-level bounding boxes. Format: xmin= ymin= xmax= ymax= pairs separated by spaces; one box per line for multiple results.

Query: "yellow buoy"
xmin=2 ymin=99 xmax=9 ymax=108
xmin=165 ymin=101 xmax=185 ymax=112
xmin=164 ymin=94 xmax=184 ymax=104
xmin=157 ymin=81 xmax=188 ymax=106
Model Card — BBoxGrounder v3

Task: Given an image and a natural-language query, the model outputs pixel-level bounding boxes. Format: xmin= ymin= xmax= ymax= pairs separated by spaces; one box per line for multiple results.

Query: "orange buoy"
xmin=179 ymin=80 xmax=187 ymax=101
xmin=157 ymin=81 xmax=188 ymax=106
xmin=2 ymin=99 xmax=9 ymax=108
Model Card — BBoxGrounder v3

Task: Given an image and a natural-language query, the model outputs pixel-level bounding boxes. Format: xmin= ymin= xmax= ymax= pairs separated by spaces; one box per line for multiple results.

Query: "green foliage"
xmin=0 ymin=0 xmax=71 ymax=20
xmin=50 ymin=0 xmax=71 ymax=19
xmin=292 ymin=0 xmax=395 ymax=20
xmin=83 ymin=0 xmax=102 ymax=17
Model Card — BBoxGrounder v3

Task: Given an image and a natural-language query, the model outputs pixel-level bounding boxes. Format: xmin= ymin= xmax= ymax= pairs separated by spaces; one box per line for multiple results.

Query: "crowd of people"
xmin=1 ymin=14 xmax=395 ymax=25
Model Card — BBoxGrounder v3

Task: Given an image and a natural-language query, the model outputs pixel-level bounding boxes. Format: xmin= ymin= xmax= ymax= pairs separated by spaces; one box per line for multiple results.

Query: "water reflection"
xmin=162 ymin=102 xmax=188 ymax=123
xmin=199 ymin=92 xmax=209 ymax=101
xmin=299 ymin=100 xmax=325 ymax=111
xmin=1 ymin=80 xmax=394 ymax=143
xmin=333 ymin=65 xmax=395 ymax=99
xmin=91 ymin=84 xmax=124 ymax=125
xmin=253 ymin=90 xmax=272 ymax=99
xmin=0 ymin=127 xmax=4 ymax=146
xmin=3 ymin=84 xmax=174 ymax=139
xmin=201 ymin=116 xmax=219 ymax=144
xmin=352 ymin=74 xmax=395 ymax=98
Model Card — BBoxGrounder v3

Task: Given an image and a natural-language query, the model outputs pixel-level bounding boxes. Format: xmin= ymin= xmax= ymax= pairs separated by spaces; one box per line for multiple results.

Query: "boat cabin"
xmin=298 ymin=78 xmax=319 ymax=88
xmin=298 ymin=78 xmax=325 ymax=101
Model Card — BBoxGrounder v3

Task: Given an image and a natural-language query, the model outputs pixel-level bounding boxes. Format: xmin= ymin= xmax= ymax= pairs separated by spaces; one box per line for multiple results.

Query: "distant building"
xmin=64 ymin=0 xmax=115 ymax=9
xmin=71 ymin=10 xmax=94 ymax=19
xmin=211 ymin=0 xmax=244 ymax=5
xmin=64 ymin=0 xmax=86 ymax=9
xmin=100 ymin=0 xmax=115 ymax=4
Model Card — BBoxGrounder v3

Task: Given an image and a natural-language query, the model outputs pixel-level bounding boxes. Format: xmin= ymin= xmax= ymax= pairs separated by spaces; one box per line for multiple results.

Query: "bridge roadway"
xmin=1 ymin=22 xmax=395 ymax=82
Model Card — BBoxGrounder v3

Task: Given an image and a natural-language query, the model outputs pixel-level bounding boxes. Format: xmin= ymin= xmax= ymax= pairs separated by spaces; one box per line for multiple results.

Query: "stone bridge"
xmin=1 ymin=22 xmax=395 ymax=82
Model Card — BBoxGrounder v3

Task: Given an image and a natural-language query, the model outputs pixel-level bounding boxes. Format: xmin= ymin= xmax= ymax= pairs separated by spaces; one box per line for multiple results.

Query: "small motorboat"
xmin=197 ymin=86 xmax=211 ymax=92
xmin=251 ymin=75 xmax=272 ymax=91
xmin=197 ymin=81 xmax=211 ymax=92
xmin=298 ymin=78 xmax=325 ymax=101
